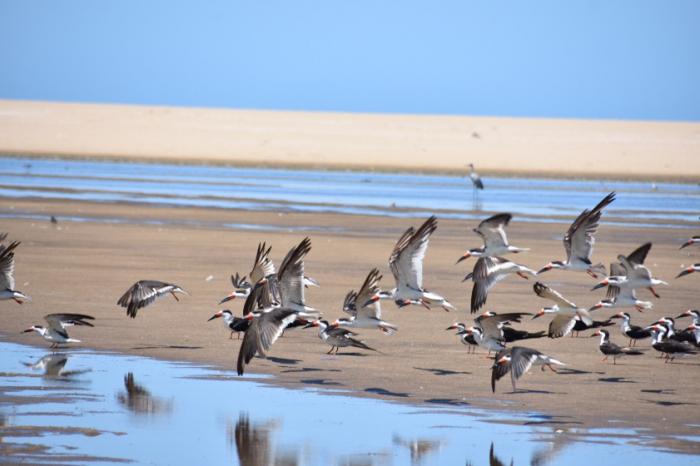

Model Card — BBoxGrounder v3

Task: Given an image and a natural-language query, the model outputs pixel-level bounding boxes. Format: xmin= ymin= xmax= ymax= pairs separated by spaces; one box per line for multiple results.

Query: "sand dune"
xmin=0 ymin=99 xmax=698 ymax=181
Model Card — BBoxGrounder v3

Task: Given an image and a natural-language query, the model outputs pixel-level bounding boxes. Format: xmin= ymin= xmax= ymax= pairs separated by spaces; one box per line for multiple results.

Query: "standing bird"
xmin=467 ymin=164 xmax=484 ymax=208
xmin=648 ymin=324 xmax=697 ymax=362
xmin=537 ymin=192 xmax=615 ymax=278
xmin=532 ymin=282 xmax=593 ymax=338
xmin=610 ymin=312 xmax=652 ymax=347
xmin=117 ymin=280 xmax=188 ymax=318
xmin=592 ymin=243 xmax=667 ymax=297
xmin=445 ymin=323 xmax=479 ymax=354
xmin=491 ymin=346 xmax=565 ymax=393
xmin=23 ymin=313 xmax=94 ymax=348
xmin=337 ymin=268 xmax=398 ymax=334
xmin=305 ymin=320 xmax=379 ymax=355
xmin=0 ymin=240 xmax=31 ymax=304
xmin=207 ymin=309 xmax=250 ymax=339
xmin=456 ymin=213 xmax=529 ymax=262
xmin=590 ymin=329 xmax=643 ymax=364
xmin=468 ymin=257 xmax=537 ymax=313
xmin=462 ymin=326 xmax=506 ymax=354
xmin=236 ymin=307 xmax=300 ymax=375
xmin=676 ymin=264 xmax=700 ymax=279
xmin=381 ymin=216 xmax=456 ymax=311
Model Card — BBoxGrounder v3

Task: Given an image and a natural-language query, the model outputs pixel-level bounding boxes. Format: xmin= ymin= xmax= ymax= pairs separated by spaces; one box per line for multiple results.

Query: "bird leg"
xmin=648 ymin=287 xmax=660 ymax=298
xmin=171 ymin=292 xmax=180 ymax=301
xmin=634 ymin=305 xmax=644 ymax=313
xmin=334 ymin=347 xmax=340 ymax=355
xmin=602 ymin=356 xmax=608 ymax=362
xmin=547 ymin=364 xmax=557 ymax=373
xmin=421 ymin=298 xmax=431 ymax=310
xmin=13 ymin=298 xmax=23 ymax=305
xmin=587 ymin=270 xmax=599 ymax=279
xmin=516 ymin=272 xmax=529 ymax=279
xmin=326 ymin=347 xmax=334 ymax=355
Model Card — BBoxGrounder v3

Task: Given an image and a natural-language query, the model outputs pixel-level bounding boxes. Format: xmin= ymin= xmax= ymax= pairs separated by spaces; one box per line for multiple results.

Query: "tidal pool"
xmin=0 ymin=341 xmax=697 ymax=465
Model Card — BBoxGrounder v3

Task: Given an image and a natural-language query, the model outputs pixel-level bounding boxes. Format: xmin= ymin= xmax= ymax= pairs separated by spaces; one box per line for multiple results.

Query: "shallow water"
xmin=0 ymin=340 xmax=697 ymax=465
xmin=0 ymin=156 xmax=698 ymax=228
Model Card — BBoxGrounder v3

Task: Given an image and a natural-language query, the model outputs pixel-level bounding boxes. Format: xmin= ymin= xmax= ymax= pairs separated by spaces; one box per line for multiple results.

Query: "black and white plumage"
xmin=207 ymin=309 xmax=250 ymax=339
xmin=589 ymin=262 xmax=653 ymax=312
xmin=680 ymin=235 xmax=700 ymax=250
xmin=117 ymin=280 xmax=188 ymax=318
xmin=610 ymin=311 xmax=652 ymax=346
xmin=23 ymin=313 xmax=95 ymax=348
xmin=468 ymin=256 xmax=536 ymax=313
xmin=383 ymin=216 xmax=455 ymax=311
xmin=219 ymin=272 xmax=252 ymax=304
xmin=338 ymin=268 xmax=397 ymax=334
xmin=532 ymin=282 xmax=593 ymax=338
xmin=236 ymin=307 xmax=299 ymax=375
xmin=0 ymin=239 xmax=31 ymax=304
xmin=591 ymin=329 xmax=643 ymax=364
xmin=676 ymin=264 xmax=700 ymax=279
xmin=648 ymin=324 xmax=697 ymax=362
xmin=445 ymin=322 xmax=478 ymax=354
xmin=592 ymin=243 xmax=667 ymax=297
xmin=305 ymin=319 xmax=378 ymax=355
xmin=474 ymin=311 xmax=544 ymax=343
xmin=491 ymin=346 xmax=565 ymax=393
xmin=457 ymin=213 xmax=529 ymax=262
xmin=463 ymin=325 xmax=506 ymax=353
xmin=537 ymin=192 xmax=615 ymax=277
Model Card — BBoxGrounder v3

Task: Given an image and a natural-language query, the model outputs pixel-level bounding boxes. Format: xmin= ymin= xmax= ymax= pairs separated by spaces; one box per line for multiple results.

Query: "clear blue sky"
xmin=1 ymin=1 xmax=699 ymax=121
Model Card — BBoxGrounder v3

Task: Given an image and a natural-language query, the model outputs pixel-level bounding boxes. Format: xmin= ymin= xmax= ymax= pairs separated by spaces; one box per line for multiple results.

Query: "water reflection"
xmin=22 ymin=353 xmax=90 ymax=379
xmin=229 ymin=413 xmax=298 ymax=466
xmin=116 ymin=372 xmax=173 ymax=415
xmin=392 ymin=435 xmax=441 ymax=465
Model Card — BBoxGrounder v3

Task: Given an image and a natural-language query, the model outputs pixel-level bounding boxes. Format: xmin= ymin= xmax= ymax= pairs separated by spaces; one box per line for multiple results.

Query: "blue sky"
xmin=1 ymin=1 xmax=698 ymax=121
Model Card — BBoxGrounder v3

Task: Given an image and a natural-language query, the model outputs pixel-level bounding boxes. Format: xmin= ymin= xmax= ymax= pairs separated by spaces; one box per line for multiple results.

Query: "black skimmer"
xmin=0 ymin=239 xmax=31 ymax=304
xmin=589 ymin=262 xmax=653 ymax=312
xmin=467 ymin=256 xmax=536 ymax=313
xmin=590 ymin=329 xmax=643 ymax=364
xmin=22 ymin=313 xmax=95 ymax=348
xmin=304 ymin=319 xmax=378 ymax=355
xmin=676 ymin=309 xmax=700 ymax=326
xmin=445 ymin=322 xmax=479 ymax=354
xmin=456 ymin=213 xmax=529 ymax=262
xmin=382 ymin=216 xmax=456 ymax=311
xmin=532 ymin=282 xmax=593 ymax=338
xmin=337 ymin=268 xmax=398 ymax=334
xmin=592 ymin=242 xmax=667 ymax=298
xmin=610 ymin=311 xmax=652 ymax=346
xmin=537 ymin=191 xmax=615 ymax=278
xmin=218 ymin=272 xmax=252 ymax=304
xmin=655 ymin=317 xmax=698 ymax=345
xmin=491 ymin=346 xmax=565 ymax=393
xmin=474 ymin=311 xmax=544 ymax=343
xmin=648 ymin=324 xmax=697 ymax=362
xmin=676 ymin=264 xmax=700 ymax=279
xmin=236 ymin=307 xmax=300 ymax=375
xmin=207 ymin=309 xmax=250 ymax=339
xmin=117 ymin=280 xmax=188 ymax=318
xmin=686 ymin=324 xmax=700 ymax=346
xmin=462 ymin=325 xmax=506 ymax=353
xmin=680 ymin=235 xmax=700 ymax=249
xmin=23 ymin=353 xmax=90 ymax=378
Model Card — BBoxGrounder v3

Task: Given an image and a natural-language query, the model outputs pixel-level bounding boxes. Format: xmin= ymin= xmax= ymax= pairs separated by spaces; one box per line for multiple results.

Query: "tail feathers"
xmin=351 ymin=338 xmax=380 ymax=353
xmin=523 ymin=331 xmax=546 ymax=339
xmin=621 ymin=348 xmax=644 ymax=355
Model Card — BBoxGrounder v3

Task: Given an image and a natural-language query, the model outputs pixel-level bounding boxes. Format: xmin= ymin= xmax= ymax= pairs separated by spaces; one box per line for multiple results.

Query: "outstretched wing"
xmin=390 ymin=216 xmax=438 ymax=291
xmin=533 ymin=282 xmax=577 ymax=309
xmin=625 ymin=242 xmax=652 ymax=266
xmin=475 ymin=213 xmax=511 ymax=250
xmin=277 ymin=237 xmax=311 ymax=309
xmin=355 ymin=268 xmax=383 ymax=320
xmin=0 ymin=240 xmax=19 ymax=291
xmin=237 ymin=308 xmax=297 ymax=375
xmin=563 ymin=192 xmax=615 ymax=263
xmin=117 ymin=280 xmax=178 ymax=318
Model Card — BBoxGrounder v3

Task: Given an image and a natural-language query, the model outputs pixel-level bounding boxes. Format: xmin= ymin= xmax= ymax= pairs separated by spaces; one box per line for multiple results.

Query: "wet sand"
xmin=1 ymin=198 xmax=699 ymax=439
xmin=1 ymin=99 xmax=699 ymax=181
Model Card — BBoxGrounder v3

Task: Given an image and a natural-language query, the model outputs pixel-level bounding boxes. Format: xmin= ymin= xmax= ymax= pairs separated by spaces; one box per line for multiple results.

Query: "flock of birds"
xmin=2 ymin=188 xmax=699 ymax=394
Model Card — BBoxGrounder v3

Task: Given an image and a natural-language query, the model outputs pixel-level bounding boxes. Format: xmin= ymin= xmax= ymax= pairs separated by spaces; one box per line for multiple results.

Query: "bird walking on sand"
xmin=23 ymin=313 xmax=95 ymax=348
xmin=610 ymin=311 xmax=652 ymax=347
xmin=591 ymin=329 xmax=643 ymax=364
xmin=0 ymin=239 xmax=31 ymax=304
xmin=304 ymin=319 xmax=379 ymax=355
xmin=491 ymin=346 xmax=565 ymax=393
xmin=337 ymin=268 xmax=398 ymax=335
xmin=207 ymin=309 xmax=250 ymax=339
xmin=537 ymin=192 xmax=615 ymax=278
xmin=379 ymin=216 xmax=456 ymax=311
xmin=117 ymin=280 xmax=188 ymax=318
xmin=456 ymin=213 xmax=529 ymax=262
xmin=532 ymin=282 xmax=593 ymax=338
xmin=648 ymin=324 xmax=697 ymax=362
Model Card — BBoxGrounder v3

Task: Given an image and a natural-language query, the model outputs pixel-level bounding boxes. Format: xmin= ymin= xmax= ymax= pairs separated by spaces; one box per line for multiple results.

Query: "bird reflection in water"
xmin=23 ymin=353 xmax=90 ymax=379
xmin=392 ymin=434 xmax=441 ymax=466
xmin=228 ymin=413 xmax=298 ymax=466
xmin=116 ymin=372 xmax=172 ymax=415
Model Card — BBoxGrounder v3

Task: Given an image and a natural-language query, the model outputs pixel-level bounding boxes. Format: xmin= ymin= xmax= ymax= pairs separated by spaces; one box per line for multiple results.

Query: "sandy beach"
xmin=1 ymin=197 xmax=699 ymax=442
xmin=1 ymin=100 xmax=699 ymax=181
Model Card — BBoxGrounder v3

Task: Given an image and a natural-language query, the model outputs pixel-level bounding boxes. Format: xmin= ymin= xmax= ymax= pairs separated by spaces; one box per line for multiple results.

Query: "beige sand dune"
xmin=0 ymin=99 xmax=699 ymax=181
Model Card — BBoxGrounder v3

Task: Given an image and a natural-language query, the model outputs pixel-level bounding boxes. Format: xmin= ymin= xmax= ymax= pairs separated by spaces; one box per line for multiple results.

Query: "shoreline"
xmin=1 ymin=99 xmax=699 ymax=183
xmin=1 ymin=198 xmax=699 ymax=444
